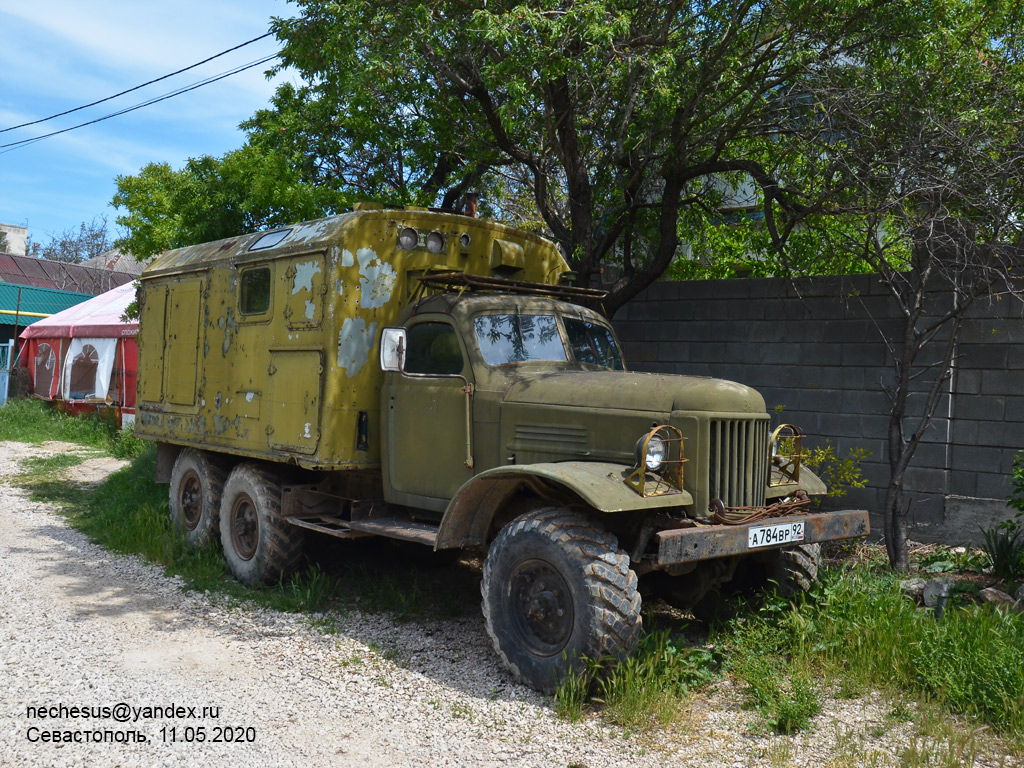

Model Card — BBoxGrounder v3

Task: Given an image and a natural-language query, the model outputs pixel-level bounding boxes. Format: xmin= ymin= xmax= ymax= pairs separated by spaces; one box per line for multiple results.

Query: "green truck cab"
xmin=136 ymin=207 xmax=868 ymax=692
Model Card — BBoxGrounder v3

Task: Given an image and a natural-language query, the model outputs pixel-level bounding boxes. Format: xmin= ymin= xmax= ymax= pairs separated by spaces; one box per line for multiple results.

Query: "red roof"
xmin=19 ymin=282 xmax=138 ymax=339
xmin=0 ymin=252 xmax=135 ymax=294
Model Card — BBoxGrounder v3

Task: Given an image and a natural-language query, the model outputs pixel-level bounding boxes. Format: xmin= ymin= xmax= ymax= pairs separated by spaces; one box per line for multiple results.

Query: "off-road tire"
xmin=169 ymin=448 xmax=226 ymax=548
xmin=219 ymin=463 xmax=304 ymax=585
xmin=481 ymin=507 xmax=641 ymax=693
xmin=765 ymin=542 xmax=821 ymax=596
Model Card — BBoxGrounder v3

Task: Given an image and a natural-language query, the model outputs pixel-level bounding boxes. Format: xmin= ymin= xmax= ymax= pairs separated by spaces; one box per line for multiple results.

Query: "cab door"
xmin=384 ymin=320 xmax=474 ymax=507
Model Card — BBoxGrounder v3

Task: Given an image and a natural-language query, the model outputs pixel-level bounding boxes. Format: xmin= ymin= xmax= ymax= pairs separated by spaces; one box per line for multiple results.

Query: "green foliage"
xmin=112 ymin=145 xmax=346 ymax=258
xmin=251 ymin=0 xmax=1024 ymax=313
xmin=913 ymin=546 xmax=986 ymax=576
xmin=1009 ymin=450 xmax=1024 ymax=514
xmin=802 ymin=442 xmax=871 ymax=501
xmin=737 ymin=657 xmax=822 ymax=735
xmin=776 ymin=438 xmax=870 ymax=502
xmin=979 ymin=516 xmax=1024 ymax=582
xmin=20 ymin=444 xmax=339 ymax=614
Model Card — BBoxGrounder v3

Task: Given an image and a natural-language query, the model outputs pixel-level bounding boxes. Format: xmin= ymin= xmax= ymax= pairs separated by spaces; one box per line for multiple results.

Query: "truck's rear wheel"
xmin=169 ymin=448 xmax=226 ymax=548
xmin=480 ymin=507 xmax=641 ymax=693
xmin=219 ymin=463 xmax=304 ymax=585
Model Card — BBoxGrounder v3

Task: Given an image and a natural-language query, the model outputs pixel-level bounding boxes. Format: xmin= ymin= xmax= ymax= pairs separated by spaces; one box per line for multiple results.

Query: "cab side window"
xmin=404 ymin=322 xmax=464 ymax=375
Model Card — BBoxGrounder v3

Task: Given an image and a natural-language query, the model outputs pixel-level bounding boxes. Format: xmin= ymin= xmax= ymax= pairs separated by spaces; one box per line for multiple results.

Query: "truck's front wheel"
xmin=169 ymin=448 xmax=226 ymax=548
xmin=481 ymin=508 xmax=641 ymax=693
xmin=219 ymin=464 xmax=304 ymax=585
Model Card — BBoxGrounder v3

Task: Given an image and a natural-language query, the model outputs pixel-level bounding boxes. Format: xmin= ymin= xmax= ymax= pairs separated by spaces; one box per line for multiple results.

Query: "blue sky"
xmin=0 ymin=0 xmax=298 ymax=249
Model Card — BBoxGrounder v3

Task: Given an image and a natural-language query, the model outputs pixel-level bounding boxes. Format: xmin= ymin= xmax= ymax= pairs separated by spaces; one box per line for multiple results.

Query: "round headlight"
xmin=635 ymin=434 xmax=667 ymax=472
xmin=399 ymin=227 xmax=418 ymax=249
xmin=459 ymin=233 xmax=471 ymax=248
xmin=426 ymin=231 xmax=445 ymax=253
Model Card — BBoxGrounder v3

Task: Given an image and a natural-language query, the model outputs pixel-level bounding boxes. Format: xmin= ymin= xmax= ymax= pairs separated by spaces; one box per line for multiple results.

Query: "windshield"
xmin=473 ymin=313 xmax=624 ymax=370
xmin=564 ymin=318 xmax=624 ymax=370
xmin=474 ymin=314 xmax=567 ymax=365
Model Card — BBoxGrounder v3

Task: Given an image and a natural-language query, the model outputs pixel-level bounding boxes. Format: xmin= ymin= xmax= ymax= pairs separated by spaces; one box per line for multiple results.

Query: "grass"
xmin=714 ymin=568 xmax=1024 ymax=738
xmin=554 ymin=565 xmax=1024 ymax=748
xmin=0 ymin=397 xmax=145 ymax=459
xmin=555 ymin=630 xmax=720 ymax=729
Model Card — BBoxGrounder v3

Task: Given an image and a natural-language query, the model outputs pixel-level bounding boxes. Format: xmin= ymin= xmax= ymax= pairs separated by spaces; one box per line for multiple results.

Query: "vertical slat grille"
xmin=708 ymin=417 xmax=769 ymax=507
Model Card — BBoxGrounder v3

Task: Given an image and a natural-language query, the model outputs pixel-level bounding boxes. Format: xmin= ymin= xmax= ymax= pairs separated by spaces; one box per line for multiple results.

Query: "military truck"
xmin=136 ymin=205 xmax=868 ymax=692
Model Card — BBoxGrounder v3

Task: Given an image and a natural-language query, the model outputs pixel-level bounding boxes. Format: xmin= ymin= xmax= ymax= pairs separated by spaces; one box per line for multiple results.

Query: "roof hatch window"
xmin=249 ymin=229 xmax=291 ymax=252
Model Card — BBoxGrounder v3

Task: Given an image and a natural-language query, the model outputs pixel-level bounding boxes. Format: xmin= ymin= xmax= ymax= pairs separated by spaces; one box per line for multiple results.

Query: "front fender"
xmin=435 ymin=461 xmax=693 ymax=550
xmin=766 ymin=464 xmax=827 ymax=499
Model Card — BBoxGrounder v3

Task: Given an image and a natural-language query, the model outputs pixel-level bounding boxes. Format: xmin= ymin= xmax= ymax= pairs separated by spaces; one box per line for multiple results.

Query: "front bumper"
xmin=655 ymin=509 xmax=869 ymax=566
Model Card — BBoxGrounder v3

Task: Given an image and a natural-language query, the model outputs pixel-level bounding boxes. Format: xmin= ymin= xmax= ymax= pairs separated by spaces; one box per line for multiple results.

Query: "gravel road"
xmin=0 ymin=440 xmax=1014 ymax=768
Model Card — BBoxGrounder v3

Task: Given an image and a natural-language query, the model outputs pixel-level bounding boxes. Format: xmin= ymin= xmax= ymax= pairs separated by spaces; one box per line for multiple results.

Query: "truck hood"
xmin=502 ymin=371 xmax=765 ymax=414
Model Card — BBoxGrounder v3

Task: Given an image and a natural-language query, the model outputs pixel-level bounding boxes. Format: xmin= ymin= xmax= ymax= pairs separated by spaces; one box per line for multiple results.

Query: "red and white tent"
xmin=19 ymin=282 xmax=138 ymax=425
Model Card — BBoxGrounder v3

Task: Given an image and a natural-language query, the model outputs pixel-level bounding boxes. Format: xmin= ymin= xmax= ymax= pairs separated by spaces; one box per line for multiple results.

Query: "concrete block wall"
xmin=613 ymin=275 xmax=1024 ymax=544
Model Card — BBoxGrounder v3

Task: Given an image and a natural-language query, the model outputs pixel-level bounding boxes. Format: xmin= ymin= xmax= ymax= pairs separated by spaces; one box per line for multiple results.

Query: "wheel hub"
xmin=230 ymin=495 xmax=259 ymax=561
xmin=178 ymin=470 xmax=203 ymax=531
xmin=510 ymin=560 xmax=573 ymax=657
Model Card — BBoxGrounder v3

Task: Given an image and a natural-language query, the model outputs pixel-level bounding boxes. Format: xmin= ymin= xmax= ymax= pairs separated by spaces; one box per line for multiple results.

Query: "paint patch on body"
xmin=356 ymin=248 xmax=397 ymax=309
xmin=336 ymin=317 xmax=378 ymax=378
xmin=292 ymin=260 xmax=321 ymax=294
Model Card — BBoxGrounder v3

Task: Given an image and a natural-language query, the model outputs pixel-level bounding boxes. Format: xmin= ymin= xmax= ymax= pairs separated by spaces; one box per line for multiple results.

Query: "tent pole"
xmin=11 ymin=287 xmax=22 ymax=370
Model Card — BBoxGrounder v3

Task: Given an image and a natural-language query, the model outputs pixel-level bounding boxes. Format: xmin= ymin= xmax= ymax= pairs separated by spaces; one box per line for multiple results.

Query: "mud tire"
xmin=481 ymin=507 xmax=641 ymax=693
xmin=169 ymin=449 xmax=226 ymax=548
xmin=219 ymin=463 xmax=304 ymax=585
xmin=765 ymin=542 xmax=821 ymax=596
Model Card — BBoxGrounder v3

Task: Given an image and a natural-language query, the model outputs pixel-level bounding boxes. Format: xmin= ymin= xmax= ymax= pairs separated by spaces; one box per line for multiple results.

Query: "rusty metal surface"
xmin=656 ymin=509 xmax=870 ymax=566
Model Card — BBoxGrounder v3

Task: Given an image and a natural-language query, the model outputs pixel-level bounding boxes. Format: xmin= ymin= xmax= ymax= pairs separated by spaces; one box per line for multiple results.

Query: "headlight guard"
xmin=625 ymin=425 xmax=687 ymax=497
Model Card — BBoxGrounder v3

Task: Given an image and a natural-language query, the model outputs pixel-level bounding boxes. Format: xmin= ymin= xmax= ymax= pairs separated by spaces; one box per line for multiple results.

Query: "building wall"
xmin=613 ymin=275 xmax=1024 ymax=544
xmin=0 ymin=224 xmax=28 ymax=257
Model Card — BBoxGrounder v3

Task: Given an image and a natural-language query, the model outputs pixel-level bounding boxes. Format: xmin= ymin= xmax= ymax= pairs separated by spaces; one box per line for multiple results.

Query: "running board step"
xmin=348 ymin=517 xmax=439 ymax=546
xmin=286 ymin=515 xmax=438 ymax=546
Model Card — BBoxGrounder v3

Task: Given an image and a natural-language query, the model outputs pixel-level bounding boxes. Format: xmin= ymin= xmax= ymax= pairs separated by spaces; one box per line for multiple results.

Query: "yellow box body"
xmin=135 ymin=209 xmax=568 ymax=469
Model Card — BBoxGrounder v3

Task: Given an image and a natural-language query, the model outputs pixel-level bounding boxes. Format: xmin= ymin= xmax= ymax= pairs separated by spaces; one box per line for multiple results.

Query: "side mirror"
xmin=380 ymin=327 xmax=406 ymax=372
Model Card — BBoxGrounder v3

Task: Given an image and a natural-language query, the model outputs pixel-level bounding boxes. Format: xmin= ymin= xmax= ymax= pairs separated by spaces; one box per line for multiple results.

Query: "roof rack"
xmin=416 ymin=271 xmax=608 ymax=301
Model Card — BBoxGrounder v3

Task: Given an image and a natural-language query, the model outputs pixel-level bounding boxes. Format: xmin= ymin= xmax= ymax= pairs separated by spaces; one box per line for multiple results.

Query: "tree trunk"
xmin=882 ymin=483 xmax=910 ymax=571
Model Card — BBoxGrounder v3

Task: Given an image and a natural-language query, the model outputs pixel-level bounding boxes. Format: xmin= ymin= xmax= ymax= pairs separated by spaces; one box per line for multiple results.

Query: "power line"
xmin=0 ymin=54 xmax=278 ymax=154
xmin=0 ymin=32 xmax=275 ymax=135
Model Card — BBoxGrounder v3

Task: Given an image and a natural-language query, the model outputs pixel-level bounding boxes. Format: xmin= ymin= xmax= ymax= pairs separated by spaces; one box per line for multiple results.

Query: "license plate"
xmin=748 ymin=521 xmax=805 ymax=549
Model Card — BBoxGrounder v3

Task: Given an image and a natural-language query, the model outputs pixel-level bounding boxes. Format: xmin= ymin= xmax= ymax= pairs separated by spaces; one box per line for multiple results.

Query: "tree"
xmin=0 ymin=230 xmax=8 ymax=253
xmin=112 ymin=145 xmax=345 ymax=258
xmin=251 ymin=0 xmax=920 ymax=315
xmin=786 ymin=5 xmax=1024 ymax=570
xmin=41 ymin=217 xmax=114 ymax=264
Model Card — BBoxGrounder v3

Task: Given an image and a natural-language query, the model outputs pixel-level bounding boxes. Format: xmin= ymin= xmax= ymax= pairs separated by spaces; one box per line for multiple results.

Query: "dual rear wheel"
xmin=168 ymin=451 xmax=303 ymax=585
